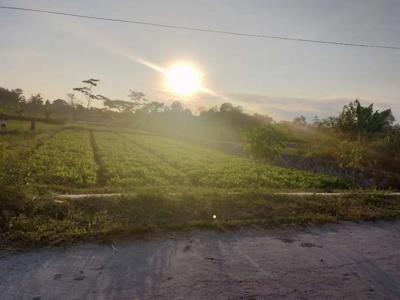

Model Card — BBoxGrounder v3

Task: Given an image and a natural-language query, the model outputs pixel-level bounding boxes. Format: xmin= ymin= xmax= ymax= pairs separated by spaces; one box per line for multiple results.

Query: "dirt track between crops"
xmin=2 ymin=221 xmax=400 ymax=299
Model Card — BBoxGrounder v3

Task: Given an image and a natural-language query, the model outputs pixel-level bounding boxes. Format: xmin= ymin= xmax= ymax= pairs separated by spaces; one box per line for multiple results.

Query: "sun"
xmin=166 ymin=64 xmax=202 ymax=96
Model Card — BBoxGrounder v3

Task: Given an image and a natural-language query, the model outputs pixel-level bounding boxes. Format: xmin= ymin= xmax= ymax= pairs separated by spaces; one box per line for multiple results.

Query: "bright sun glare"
xmin=166 ymin=64 xmax=202 ymax=96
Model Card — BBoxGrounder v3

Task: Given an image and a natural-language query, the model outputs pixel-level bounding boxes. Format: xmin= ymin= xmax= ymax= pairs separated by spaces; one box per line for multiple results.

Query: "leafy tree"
xmin=197 ymin=102 xmax=266 ymax=141
xmin=26 ymin=94 xmax=44 ymax=112
xmin=243 ymin=125 xmax=288 ymax=163
xmin=73 ymin=78 xmax=105 ymax=109
xmin=128 ymin=90 xmax=147 ymax=110
xmin=312 ymin=116 xmax=321 ymax=127
xmin=28 ymin=94 xmax=43 ymax=106
xmin=337 ymin=99 xmax=394 ymax=139
xmin=219 ymin=102 xmax=243 ymax=113
xmin=52 ymin=99 xmax=71 ymax=112
xmin=103 ymin=99 xmax=137 ymax=113
xmin=219 ymin=102 xmax=236 ymax=113
xmin=312 ymin=116 xmax=337 ymax=129
xmin=0 ymin=87 xmax=24 ymax=114
xmin=103 ymin=90 xmax=148 ymax=114
xmin=253 ymin=113 xmax=274 ymax=125
xmin=140 ymin=101 xmax=165 ymax=114
xmin=293 ymin=115 xmax=307 ymax=127
xmin=0 ymin=87 xmax=24 ymax=107
xmin=170 ymin=101 xmax=184 ymax=113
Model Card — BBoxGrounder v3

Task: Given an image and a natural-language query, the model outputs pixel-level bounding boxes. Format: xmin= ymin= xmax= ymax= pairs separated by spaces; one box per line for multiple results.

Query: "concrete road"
xmin=2 ymin=221 xmax=400 ymax=299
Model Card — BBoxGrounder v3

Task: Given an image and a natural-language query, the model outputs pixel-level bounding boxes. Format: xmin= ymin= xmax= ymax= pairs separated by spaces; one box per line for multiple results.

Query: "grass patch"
xmin=1 ymin=189 xmax=400 ymax=249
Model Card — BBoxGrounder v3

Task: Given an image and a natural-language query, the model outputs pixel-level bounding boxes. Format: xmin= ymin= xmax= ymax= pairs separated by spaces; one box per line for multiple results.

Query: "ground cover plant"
xmin=122 ymin=133 xmax=345 ymax=190
xmin=25 ymin=129 xmax=97 ymax=187
xmin=93 ymin=131 xmax=188 ymax=187
xmin=0 ymin=120 xmax=62 ymax=162
xmin=17 ymin=127 xmax=344 ymax=191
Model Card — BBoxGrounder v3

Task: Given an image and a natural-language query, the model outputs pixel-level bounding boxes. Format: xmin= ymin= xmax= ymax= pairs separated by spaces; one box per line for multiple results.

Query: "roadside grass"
xmin=45 ymin=184 xmax=351 ymax=196
xmin=44 ymin=185 xmax=348 ymax=196
xmin=1 ymin=189 xmax=400 ymax=250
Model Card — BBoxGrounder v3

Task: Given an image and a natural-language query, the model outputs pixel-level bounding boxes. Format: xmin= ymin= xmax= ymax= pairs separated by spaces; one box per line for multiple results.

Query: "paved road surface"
xmin=2 ymin=221 xmax=400 ymax=299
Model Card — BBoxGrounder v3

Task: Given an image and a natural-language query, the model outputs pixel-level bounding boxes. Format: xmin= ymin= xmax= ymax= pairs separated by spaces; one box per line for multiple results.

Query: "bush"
xmin=242 ymin=125 xmax=288 ymax=163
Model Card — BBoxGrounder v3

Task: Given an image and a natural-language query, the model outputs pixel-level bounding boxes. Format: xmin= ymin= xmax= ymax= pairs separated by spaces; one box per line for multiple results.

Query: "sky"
xmin=0 ymin=0 xmax=399 ymax=121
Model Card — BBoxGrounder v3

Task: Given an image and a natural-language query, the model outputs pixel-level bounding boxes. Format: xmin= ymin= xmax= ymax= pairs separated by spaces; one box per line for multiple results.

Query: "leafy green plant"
xmin=242 ymin=125 xmax=288 ymax=163
xmin=336 ymin=140 xmax=369 ymax=185
xmin=120 ymin=133 xmax=344 ymax=190
xmin=26 ymin=130 xmax=98 ymax=186
xmin=93 ymin=132 xmax=188 ymax=187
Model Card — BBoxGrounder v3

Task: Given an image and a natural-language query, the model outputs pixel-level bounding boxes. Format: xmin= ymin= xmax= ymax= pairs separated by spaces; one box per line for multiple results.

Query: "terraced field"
xmin=19 ymin=128 xmax=345 ymax=190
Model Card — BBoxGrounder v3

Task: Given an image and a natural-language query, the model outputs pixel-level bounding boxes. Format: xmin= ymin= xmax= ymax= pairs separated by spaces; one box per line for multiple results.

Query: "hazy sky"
xmin=1 ymin=0 xmax=399 ymax=121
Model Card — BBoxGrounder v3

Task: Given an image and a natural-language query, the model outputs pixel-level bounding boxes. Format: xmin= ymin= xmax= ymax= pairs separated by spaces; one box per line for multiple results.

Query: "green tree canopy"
xmin=243 ymin=125 xmax=288 ymax=163
xmin=337 ymin=99 xmax=395 ymax=138
xmin=0 ymin=87 xmax=23 ymax=107
xmin=103 ymin=99 xmax=137 ymax=113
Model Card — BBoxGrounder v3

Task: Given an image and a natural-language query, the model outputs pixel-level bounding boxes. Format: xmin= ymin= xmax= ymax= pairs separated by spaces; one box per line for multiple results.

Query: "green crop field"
xmin=25 ymin=130 xmax=98 ymax=187
xmin=3 ymin=123 xmax=399 ymax=249
xmin=0 ymin=120 xmax=62 ymax=161
xmin=121 ymin=133 xmax=343 ymax=189
xmin=93 ymin=131 xmax=188 ymax=187
xmin=3 ymin=125 xmax=345 ymax=192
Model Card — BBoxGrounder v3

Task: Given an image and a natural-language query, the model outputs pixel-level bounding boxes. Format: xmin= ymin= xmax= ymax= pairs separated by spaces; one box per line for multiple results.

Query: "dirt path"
xmin=2 ymin=221 xmax=400 ymax=299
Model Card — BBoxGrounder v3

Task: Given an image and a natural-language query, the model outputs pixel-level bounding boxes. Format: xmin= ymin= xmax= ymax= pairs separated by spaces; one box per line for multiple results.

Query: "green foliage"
xmin=336 ymin=140 xmax=371 ymax=185
xmin=0 ymin=87 xmax=24 ymax=107
xmin=73 ymin=78 xmax=104 ymax=109
xmin=127 ymin=90 xmax=147 ymax=109
xmin=337 ymin=99 xmax=394 ymax=138
xmin=119 ymin=133 xmax=344 ymax=189
xmin=243 ymin=125 xmax=288 ymax=163
xmin=292 ymin=115 xmax=307 ymax=127
xmin=0 ymin=121 xmax=62 ymax=166
xmin=103 ymin=99 xmax=136 ymax=113
xmin=2 ymin=191 xmax=400 ymax=249
xmin=0 ymin=153 xmax=36 ymax=230
xmin=1 ymin=125 xmax=346 ymax=191
xmin=93 ymin=132 xmax=187 ymax=187
xmin=336 ymin=140 xmax=367 ymax=171
xmin=102 ymin=90 xmax=147 ymax=114
xmin=25 ymin=130 xmax=98 ymax=186
xmin=384 ymin=127 xmax=400 ymax=156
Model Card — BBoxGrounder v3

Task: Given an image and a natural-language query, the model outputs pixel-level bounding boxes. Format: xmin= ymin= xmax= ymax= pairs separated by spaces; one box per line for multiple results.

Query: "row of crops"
xmin=93 ymin=131 xmax=187 ymax=186
xmin=25 ymin=130 xmax=98 ymax=186
xmin=0 ymin=121 xmax=62 ymax=162
xmin=121 ymin=133 xmax=343 ymax=189
xmin=22 ymin=129 xmax=345 ymax=190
